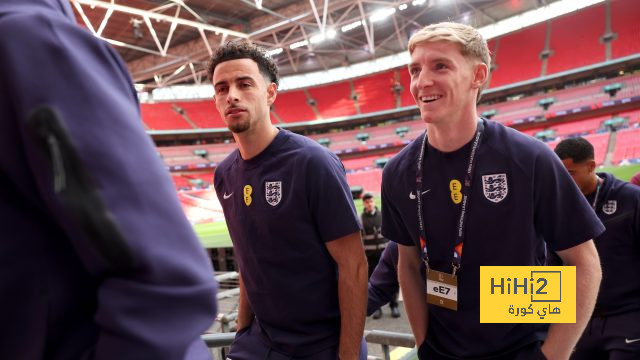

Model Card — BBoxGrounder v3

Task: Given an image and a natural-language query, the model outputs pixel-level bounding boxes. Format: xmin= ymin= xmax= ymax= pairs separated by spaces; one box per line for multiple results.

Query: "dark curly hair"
xmin=207 ymin=39 xmax=279 ymax=87
xmin=554 ymin=137 xmax=594 ymax=163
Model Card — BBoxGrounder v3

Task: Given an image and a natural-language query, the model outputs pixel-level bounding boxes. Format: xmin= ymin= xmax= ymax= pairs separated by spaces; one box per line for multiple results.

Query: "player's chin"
xmin=228 ymin=119 xmax=250 ymax=133
xmin=419 ymin=112 xmax=439 ymax=125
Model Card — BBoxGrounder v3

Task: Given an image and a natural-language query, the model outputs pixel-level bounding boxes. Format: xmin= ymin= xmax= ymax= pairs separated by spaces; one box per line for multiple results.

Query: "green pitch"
xmin=194 ymin=164 xmax=640 ymax=249
xmin=194 ymin=221 xmax=232 ymax=248
xmin=600 ymin=163 xmax=640 ymax=182
xmin=194 ymin=196 xmax=381 ymax=249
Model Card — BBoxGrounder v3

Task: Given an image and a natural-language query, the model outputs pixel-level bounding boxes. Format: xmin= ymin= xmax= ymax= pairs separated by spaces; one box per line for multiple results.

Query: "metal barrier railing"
xmin=202 ymin=329 xmax=416 ymax=360
xmin=365 ymin=330 xmax=415 ymax=360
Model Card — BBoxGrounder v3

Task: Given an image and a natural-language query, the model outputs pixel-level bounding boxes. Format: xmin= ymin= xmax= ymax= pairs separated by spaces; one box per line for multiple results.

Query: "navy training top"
xmin=588 ymin=172 xmax=640 ymax=316
xmin=0 ymin=1 xmax=218 ymax=358
xmin=381 ymin=119 xmax=604 ymax=358
xmin=214 ymin=129 xmax=361 ymax=355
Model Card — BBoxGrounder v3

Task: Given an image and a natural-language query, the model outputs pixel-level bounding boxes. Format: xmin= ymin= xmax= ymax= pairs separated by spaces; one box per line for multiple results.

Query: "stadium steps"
xmin=270 ymin=109 xmax=284 ymax=124
xmin=604 ymin=130 xmax=618 ymax=166
xmin=349 ymin=79 xmax=361 ymax=115
xmin=174 ymin=104 xmax=199 ymax=129
xmin=303 ymin=88 xmax=322 ymax=120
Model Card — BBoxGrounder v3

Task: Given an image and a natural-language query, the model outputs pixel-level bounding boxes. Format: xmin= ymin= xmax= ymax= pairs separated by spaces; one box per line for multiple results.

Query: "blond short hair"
xmin=408 ymin=22 xmax=491 ymax=102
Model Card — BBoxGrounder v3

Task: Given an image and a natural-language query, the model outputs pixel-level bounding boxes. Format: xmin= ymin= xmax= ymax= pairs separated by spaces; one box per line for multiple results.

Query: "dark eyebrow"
xmin=431 ymin=57 xmax=454 ymax=64
xmin=213 ymin=80 xmax=228 ymax=88
xmin=408 ymin=57 xmax=453 ymax=68
xmin=235 ymin=76 xmax=256 ymax=83
xmin=214 ymin=76 xmax=257 ymax=88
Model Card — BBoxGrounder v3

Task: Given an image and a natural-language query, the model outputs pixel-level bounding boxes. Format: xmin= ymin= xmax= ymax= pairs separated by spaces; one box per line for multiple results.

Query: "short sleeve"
xmin=381 ymin=165 xmax=415 ymax=246
xmin=307 ymin=151 xmax=361 ymax=242
xmin=533 ymin=148 xmax=605 ymax=251
xmin=633 ymin=188 xmax=640 ymax=244
xmin=0 ymin=13 xmax=217 ymax=358
xmin=367 ymin=243 xmax=400 ymax=315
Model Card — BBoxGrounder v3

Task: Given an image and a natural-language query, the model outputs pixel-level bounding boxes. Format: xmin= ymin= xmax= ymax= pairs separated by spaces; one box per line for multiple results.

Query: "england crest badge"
xmin=602 ymin=200 xmax=617 ymax=215
xmin=265 ymin=181 xmax=282 ymax=206
xmin=482 ymin=174 xmax=508 ymax=203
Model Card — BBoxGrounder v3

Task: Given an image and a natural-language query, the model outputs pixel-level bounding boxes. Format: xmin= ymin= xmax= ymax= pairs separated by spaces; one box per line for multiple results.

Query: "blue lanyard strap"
xmin=591 ymin=176 xmax=602 ymax=210
xmin=416 ymin=120 xmax=484 ymax=274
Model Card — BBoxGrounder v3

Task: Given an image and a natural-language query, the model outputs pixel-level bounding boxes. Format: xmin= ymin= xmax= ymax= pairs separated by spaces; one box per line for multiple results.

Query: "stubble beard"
xmin=228 ymin=118 xmax=250 ymax=134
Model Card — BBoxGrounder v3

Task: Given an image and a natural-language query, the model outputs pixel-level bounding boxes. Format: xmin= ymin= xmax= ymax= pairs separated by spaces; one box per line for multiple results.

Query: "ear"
xmin=266 ymin=82 xmax=278 ymax=106
xmin=471 ymin=62 xmax=488 ymax=89
xmin=587 ymin=159 xmax=597 ymax=173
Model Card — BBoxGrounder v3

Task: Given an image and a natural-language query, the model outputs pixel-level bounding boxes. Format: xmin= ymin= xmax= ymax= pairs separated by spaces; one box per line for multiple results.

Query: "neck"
xmin=583 ymin=174 xmax=600 ymax=196
xmin=234 ymin=122 xmax=279 ymax=160
xmin=426 ymin=114 xmax=478 ymax=152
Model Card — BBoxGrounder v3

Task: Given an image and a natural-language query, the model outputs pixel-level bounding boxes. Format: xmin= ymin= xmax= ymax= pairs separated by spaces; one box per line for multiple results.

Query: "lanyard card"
xmin=426 ymin=268 xmax=458 ymax=311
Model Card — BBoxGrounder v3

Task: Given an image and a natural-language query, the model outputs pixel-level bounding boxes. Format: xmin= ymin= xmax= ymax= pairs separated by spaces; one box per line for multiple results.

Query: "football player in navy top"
xmin=0 ymin=0 xmax=218 ymax=358
xmin=555 ymin=137 xmax=640 ymax=360
xmin=381 ymin=22 xmax=604 ymax=359
xmin=209 ymin=39 xmax=368 ymax=360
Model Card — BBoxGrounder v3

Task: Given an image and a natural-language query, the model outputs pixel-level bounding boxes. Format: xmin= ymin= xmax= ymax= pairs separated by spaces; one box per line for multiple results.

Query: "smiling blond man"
xmin=381 ymin=22 xmax=604 ymax=359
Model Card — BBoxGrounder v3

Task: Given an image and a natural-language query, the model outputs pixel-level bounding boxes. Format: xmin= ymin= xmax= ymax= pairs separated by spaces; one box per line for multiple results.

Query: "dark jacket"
xmin=591 ymin=172 xmax=640 ymax=316
xmin=0 ymin=1 xmax=217 ymax=358
xmin=367 ymin=242 xmax=399 ymax=315
xmin=361 ymin=207 xmax=387 ymax=248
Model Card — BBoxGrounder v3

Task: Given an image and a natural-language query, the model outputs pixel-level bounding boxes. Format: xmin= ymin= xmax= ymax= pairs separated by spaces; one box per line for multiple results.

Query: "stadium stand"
xmin=547 ymin=4 xmax=606 ymax=74
xmin=489 ymin=23 xmax=546 ymax=88
xmin=398 ymin=68 xmax=415 ymax=107
xmin=271 ymin=89 xmax=317 ymax=123
xmin=176 ymin=101 xmax=226 ymax=128
xmin=353 ymin=70 xmax=397 ymax=114
xmin=611 ymin=0 xmax=640 ymax=59
xmin=346 ymin=169 xmax=383 ymax=194
xmin=141 ymin=102 xmax=192 ymax=130
xmin=550 ymin=116 xmax=608 ymax=137
xmin=478 ymin=73 xmax=640 ymax=125
xmin=307 ymin=81 xmax=358 ymax=119
xmin=583 ymin=132 xmax=611 ymax=166
xmin=178 ymin=190 xmax=224 ymax=224
xmin=619 ymin=109 xmax=640 ymax=126
xmin=612 ymin=127 xmax=640 ymax=164
xmin=543 ymin=132 xmax=609 ymax=165
xmin=149 ymin=3 xmax=640 ymax=196
xmin=342 ymin=153 xmax=397 ymax=171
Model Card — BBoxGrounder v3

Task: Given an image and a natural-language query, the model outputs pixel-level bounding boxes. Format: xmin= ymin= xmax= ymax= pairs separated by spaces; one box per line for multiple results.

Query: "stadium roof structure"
xmin=70 ymin=0 xmax=562 ymax=91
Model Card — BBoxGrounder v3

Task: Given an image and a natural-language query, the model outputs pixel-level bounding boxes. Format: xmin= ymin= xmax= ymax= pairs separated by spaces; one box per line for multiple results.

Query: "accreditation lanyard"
xmin=591 ymin=176 xmax=602 ymax=210
xmin=416 ymin=121 xmax=484 ymax=275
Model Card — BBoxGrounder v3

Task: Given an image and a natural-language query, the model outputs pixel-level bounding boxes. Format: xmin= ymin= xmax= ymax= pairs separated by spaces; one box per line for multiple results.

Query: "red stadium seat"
xmin=611 ymin=0 xmax=640 ymax=59
xmin=612 ymin=128 xmax=640 ymax=164
xmin=489 ymin=23 xmax=546 ymax=88
xmin=141 ymin=103 xmax=192 ymax=130
xmin=176 ymin=101 xmax=225 ymax=128
xmin=547 ymin=4 xmax=606 ymax=74
xmin=353 ymin=70 xmax=397 ymax=114
xmin=308 ymin=81 xmax=358 ymax=119
xmin=271 ymin=90 xmax=317 ymax=123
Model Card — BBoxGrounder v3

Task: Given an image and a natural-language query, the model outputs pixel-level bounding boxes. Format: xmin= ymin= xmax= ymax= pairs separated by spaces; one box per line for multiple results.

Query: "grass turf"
xmin=194 ymin=197 xmax=381 ymax=249
xmin=599 ymin=163 xmax=640 ymax=182
xmin=194 ymin=164 xmax=640 ymax=248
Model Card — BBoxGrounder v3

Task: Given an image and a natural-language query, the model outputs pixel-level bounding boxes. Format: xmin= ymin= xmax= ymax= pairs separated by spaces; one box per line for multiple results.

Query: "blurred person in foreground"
xmin=0 ymin=0 xmax=218 ymax=358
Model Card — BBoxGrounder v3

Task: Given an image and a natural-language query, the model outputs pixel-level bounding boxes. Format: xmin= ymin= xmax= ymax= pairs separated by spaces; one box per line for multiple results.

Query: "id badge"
xmin=426 ymin=268 xmax=458 ymax=311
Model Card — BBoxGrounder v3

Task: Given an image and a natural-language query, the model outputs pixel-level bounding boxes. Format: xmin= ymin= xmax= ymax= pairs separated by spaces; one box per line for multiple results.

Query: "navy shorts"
xmin=418 ymin=339 xmax=546 ymax=360
xmin=572 ymin=310 xmax=640 ymax=360
xmin=227 ymin=321 xmax=367 ymax=360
